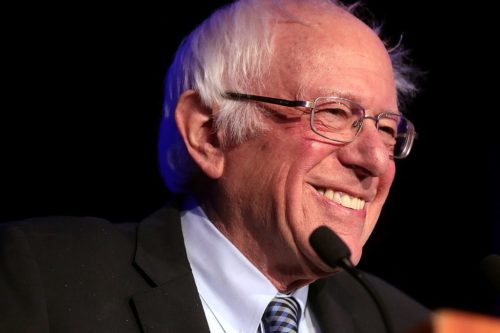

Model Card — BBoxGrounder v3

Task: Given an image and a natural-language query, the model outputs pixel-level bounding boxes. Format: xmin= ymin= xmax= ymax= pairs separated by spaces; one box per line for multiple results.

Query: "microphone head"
xmin=309 ymin=226 xmax=351 ymax=269
xmin=480 ymin=254 xmax=500 ymax=292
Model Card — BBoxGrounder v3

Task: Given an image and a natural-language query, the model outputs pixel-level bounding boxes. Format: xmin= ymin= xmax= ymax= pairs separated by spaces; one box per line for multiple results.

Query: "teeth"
xmin=316 ymin=187 xmax=365 ymax=210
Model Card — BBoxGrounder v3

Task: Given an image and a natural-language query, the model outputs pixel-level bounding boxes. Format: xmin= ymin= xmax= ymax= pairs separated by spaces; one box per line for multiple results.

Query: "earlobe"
xmin=175 ymin=90 xmax=224 ymax=180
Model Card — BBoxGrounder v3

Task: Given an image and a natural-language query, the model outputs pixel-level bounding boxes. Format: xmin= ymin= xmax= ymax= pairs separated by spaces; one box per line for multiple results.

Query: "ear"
xmin=175 ymin=90 xmax=224 ymax=180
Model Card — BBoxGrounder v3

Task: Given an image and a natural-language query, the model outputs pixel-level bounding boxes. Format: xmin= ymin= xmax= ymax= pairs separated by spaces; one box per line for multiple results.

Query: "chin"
xmin=349 ymin=249 xmax=363 ymax=266
xmin=340 ymin=236 xmax=365 ymax=266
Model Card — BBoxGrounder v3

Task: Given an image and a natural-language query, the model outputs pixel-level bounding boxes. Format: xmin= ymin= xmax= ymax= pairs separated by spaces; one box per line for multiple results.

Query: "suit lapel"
xmin=309 ymin=276 xmax=356 ymax=333
xmin=131 ymin=204 xmax=210 ymax=333
xmin=132 ymin=275 xmax=209 ymax=332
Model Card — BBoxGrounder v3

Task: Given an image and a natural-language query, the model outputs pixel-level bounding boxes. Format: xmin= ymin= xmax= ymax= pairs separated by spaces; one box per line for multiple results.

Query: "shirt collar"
xmin=180 ymin=196 xmax=308 ymax=333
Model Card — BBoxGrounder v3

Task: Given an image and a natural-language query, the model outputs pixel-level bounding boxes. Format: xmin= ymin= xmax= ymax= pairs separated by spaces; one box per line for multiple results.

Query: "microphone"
xmin=480 ymin=254 xmax=500 ymax=293
xmin=310 ymin=226 xmax=395 ymax=333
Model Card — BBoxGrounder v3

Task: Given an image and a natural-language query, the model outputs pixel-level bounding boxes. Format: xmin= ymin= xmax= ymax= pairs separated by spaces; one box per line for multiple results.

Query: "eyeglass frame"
xmin=222 ymin=91 xmax=416 ymax=159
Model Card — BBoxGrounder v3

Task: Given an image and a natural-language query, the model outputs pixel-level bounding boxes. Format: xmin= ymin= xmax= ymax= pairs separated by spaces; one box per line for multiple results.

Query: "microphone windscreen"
xmin=480 ymin=254 xmax=500 ymax=292
xmin=309 ymin=226 xmax=351 ymax=268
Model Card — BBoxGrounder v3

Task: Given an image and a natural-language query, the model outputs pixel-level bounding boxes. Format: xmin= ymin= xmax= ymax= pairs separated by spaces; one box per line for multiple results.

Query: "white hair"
xmin=158 ymin=0 xmax=420 ymax=193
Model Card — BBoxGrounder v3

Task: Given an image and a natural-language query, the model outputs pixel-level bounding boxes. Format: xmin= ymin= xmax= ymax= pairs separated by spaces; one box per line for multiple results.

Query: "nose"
xmin=337 ymin=120 xmax=392 ymax=177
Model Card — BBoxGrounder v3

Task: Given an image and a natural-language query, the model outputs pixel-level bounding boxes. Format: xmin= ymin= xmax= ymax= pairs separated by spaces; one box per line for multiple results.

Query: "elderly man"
xmin=1 ymin=0 xmax=429 ymax=332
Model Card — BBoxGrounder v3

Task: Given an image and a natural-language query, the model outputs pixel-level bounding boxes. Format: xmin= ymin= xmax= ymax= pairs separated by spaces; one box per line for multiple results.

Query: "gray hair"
xmin=158 ymin=0 xmax=419 ymax=193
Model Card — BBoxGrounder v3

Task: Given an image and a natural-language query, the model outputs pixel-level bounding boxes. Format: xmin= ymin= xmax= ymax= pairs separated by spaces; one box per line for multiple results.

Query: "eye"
xmin=319 ymin=107 xmax=350 ymax=119
xmin=313 ymin=107 xmax=352 ymax=132
xmin=352 ymin=119 xmax=363 ymax=129
xmin=377 ymin=114 xmax=400 ymax=139
xmin=379 ymin=125 xmax=397 ymax=138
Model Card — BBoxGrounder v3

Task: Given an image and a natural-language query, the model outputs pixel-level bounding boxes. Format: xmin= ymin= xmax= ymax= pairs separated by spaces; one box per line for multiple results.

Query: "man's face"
xmin=208 ymin=8 xmax=399 ymax=287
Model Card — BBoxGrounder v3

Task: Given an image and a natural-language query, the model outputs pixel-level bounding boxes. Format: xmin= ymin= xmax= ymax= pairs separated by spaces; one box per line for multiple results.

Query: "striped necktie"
xmin=260 ymin=295 xmax=301 ymax=333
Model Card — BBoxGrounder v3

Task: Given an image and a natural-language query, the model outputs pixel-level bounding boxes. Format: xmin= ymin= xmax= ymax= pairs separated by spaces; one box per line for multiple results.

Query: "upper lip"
xmin=309 ymin=183 xmax=373 ymax=202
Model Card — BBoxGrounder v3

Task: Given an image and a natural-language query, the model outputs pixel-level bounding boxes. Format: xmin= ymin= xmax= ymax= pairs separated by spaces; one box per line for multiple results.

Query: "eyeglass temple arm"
xmin=224 ymin=92 xmax=310 ymax=108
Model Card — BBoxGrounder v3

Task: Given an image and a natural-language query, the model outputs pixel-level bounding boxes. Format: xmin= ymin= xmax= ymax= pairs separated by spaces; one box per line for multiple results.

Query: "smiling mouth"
xmin=314 ymin=187 xmax=366 ymax=210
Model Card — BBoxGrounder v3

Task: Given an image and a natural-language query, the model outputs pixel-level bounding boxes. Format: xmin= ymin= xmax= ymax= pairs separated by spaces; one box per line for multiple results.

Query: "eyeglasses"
xmin=223 ymin=92 xmax=416 ymax=159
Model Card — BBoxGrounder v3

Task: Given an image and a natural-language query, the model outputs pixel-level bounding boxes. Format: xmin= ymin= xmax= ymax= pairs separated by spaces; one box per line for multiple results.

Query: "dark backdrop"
xmin=2 ymin=0 xmax=499 ymax=316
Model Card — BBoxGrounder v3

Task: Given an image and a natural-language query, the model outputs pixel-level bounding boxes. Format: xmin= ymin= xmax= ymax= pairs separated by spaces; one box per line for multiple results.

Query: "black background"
xmin=2 ymin=1 xmax=499 ymax=316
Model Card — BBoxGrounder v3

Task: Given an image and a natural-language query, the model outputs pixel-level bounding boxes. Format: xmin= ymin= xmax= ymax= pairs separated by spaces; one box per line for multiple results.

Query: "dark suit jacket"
xmin=0 ymin=205 xmax=430 ymax=333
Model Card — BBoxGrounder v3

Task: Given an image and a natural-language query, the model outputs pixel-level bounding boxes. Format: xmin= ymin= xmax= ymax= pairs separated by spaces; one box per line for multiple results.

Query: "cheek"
xmin=283 ymin=117 xmax=332 ymax=162
xmin=284 ymin=139 xmax=336 ymax=226
xmin=362 ymin=162 xmax=396 ymax=241
xmin=378 ymin=162 xmax=396 ymax=197
xmin=295 ymin=139 xmax=335 ymax=169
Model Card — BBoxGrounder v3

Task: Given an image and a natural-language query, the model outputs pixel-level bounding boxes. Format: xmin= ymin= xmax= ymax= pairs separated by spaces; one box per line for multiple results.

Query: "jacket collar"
xmin=131 ymin=204 xmax=210 ymax=333
xmin=309 ymin=278 xmax=353 ymax=333
xmin=134 ymin=204 xmax=190 ymax=285
xmin=130 ymin=203 xmax=354 ymax=333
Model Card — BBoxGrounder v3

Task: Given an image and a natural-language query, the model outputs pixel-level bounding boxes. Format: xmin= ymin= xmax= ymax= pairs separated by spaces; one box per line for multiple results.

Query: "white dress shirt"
xmin=181 ymin=196 xmax=320 ymax=333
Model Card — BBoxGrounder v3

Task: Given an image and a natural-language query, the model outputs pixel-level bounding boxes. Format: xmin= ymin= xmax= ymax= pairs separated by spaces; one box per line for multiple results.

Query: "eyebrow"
xmin=298 ymin=85 xmax=360 ymax=102
xmin=307 ymin=88 xmax=400 ymax=115
xmin=312 ymin=89 xmax=362 ymax=104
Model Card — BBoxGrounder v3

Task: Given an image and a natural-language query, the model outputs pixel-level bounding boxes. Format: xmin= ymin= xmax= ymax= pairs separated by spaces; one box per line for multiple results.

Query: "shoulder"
xmin=362 ymin=272 xmax=429 ymax=310
xmin=322 ymin=269 xmax=428 ymax=309
xmin=312 ymin=270 xmax=430 ymax=332
xmin=0 ymin=208 xmax=183 ymax=332
xmin=364 ymin=272 xmax=431 ymax=332
xmin=1 ymin=215 xmax=137 ymax=250
xmin=0 ymin=215 xmax=141 ymax=274
xmin=1 ymin=215 xmax=136 ymax=234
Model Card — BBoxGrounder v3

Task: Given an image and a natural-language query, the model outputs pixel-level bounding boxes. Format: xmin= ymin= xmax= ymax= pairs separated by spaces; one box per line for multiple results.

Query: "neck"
xmin=197 ymin=195 xmax=319 ymax=293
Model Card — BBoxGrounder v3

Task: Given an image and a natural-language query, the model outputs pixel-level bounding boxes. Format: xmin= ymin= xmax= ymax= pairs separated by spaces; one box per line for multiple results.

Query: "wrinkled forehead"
xmin=266 ymin=4 xmax=395 ymax=101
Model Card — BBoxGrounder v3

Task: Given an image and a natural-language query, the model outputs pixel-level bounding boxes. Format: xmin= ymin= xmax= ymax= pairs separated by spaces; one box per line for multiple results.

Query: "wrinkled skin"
xmin=184 ymin=4 xmax=398 ymax=292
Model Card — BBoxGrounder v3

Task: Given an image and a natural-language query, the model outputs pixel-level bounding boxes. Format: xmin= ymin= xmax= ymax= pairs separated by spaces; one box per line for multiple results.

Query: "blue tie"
xmin=261 ymin=295 xmax=301 ymax=333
